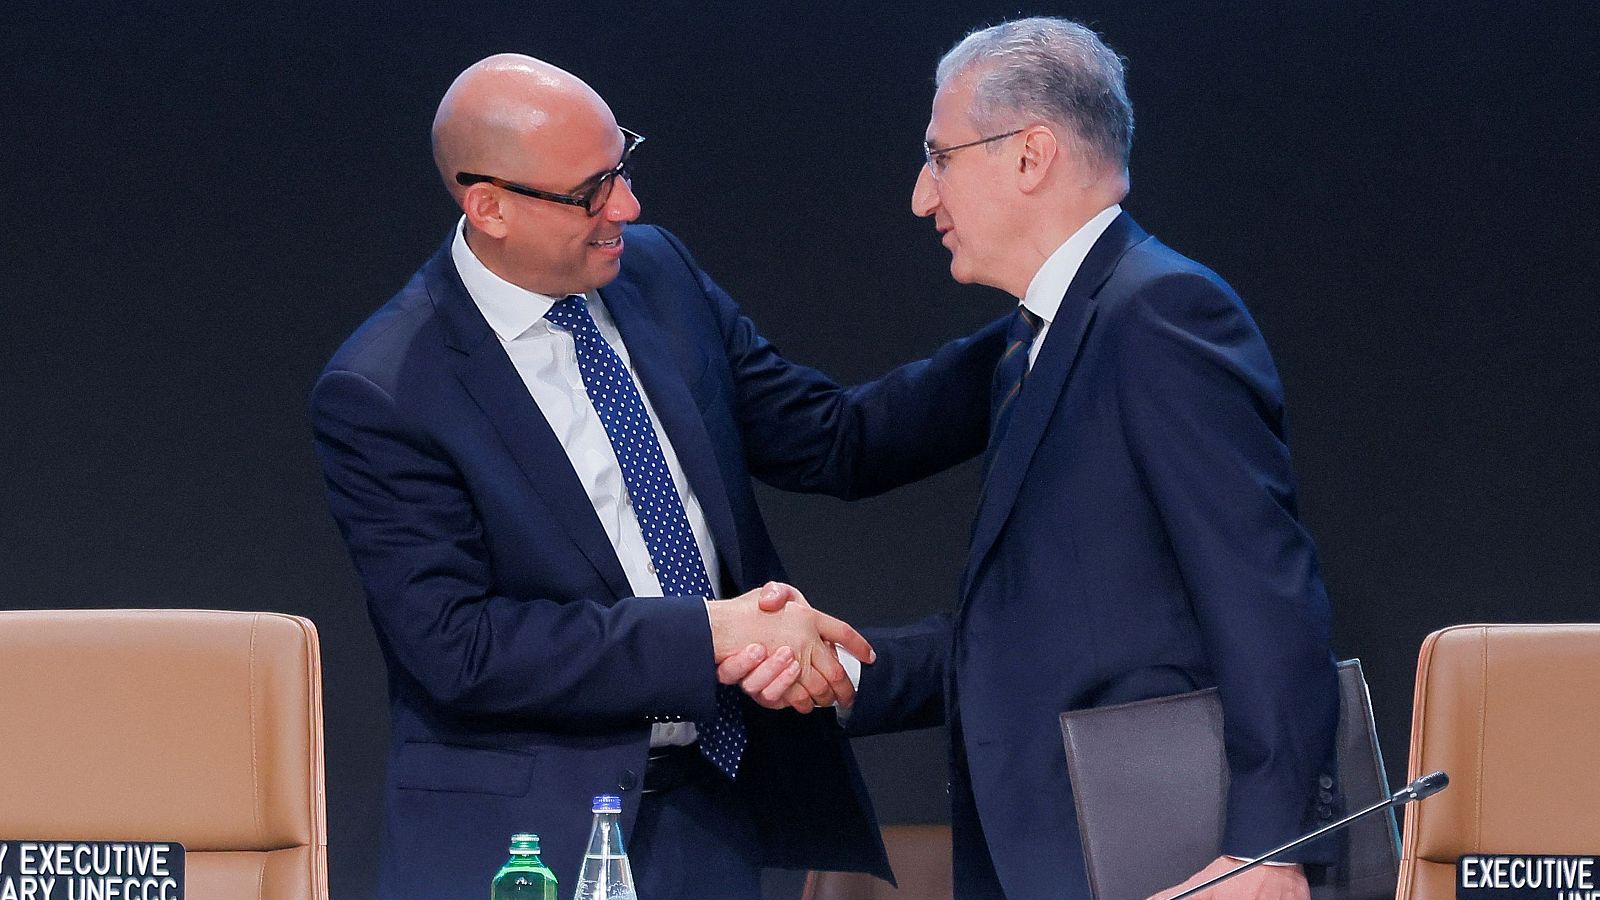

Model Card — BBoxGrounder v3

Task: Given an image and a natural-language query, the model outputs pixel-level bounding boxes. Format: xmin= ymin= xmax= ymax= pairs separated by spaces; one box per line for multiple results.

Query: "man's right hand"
xmin=708 ymin=582 xmax=873 ymax=713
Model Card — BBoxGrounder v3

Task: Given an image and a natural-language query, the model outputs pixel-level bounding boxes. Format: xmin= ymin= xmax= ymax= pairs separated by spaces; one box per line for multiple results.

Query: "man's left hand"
xmin=1146 ymin=857 xmax=1308 ymax=900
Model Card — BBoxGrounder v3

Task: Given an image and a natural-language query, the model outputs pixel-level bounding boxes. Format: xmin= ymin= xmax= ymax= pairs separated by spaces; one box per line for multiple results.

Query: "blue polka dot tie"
xmin=545 ymin=295 xmax=747 ymax=779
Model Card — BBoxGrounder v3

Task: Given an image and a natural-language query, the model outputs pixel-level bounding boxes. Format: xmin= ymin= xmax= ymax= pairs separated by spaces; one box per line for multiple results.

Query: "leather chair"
xmin=1063 ymin=659 xmax=1399 ymax=900
xmin=1397 ymin=623 xmax=1600 ymax=900
xmin=1316 ymin=658 xmax=1403 ymax=900
xmin=804 ymin=659 xmax=1401 ymax=900
xmin=0 ymin=609 xmax=329 ymax=900
xmin=801 ymin=824 xmax=953 ymax=900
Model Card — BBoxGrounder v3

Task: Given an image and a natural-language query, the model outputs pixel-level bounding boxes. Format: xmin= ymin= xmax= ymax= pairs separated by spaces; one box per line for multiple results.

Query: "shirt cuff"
xmin=831 ymin=645 xmax=862 ymax=724
xmin=837 ymin=645 xmax=862 ymax=691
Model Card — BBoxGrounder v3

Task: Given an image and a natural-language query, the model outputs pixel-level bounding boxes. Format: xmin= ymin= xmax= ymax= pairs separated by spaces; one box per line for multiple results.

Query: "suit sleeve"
xmin=311 ymin=367 xmax=720 ymax=727
xmin=1111 ymin=272 xmax=1339 ymax=860
xmin=845 ymin=614 xmax=952 ymax=737
xmin=651 ymin=226 xmax=1008 ymax=499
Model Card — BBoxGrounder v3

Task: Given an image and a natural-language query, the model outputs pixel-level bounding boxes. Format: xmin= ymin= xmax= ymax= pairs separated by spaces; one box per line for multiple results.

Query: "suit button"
xmin=1317 ymin=789 xmax=1334 ymax=804
xmin=1318 ymin=774 xmax=1334 ymax=789
xmin=1316 ymin=804 xmax=1332 ymax=820
xmin=619 ymin=769 xmax=640 ymax=791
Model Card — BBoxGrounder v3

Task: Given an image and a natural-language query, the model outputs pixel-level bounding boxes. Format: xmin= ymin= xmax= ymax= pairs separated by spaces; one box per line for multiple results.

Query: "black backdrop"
xmin=5 ymin=2 xmax=1598 ymax=896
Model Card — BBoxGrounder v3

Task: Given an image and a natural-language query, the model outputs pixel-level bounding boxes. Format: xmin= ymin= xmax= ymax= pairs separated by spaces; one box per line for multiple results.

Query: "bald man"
xmin=311 ymin=55 xmax=1005 ymax=898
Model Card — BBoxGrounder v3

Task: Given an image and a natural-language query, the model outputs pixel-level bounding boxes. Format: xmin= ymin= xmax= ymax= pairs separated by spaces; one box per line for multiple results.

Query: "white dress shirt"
xmin=452 ymin=219 xmax=717 ymax=745
xmin=1020 ymin=204 xmax=1123 ymax=368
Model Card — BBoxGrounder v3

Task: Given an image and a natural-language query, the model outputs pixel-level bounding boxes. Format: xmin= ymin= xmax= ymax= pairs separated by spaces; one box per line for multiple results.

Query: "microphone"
xmin=1166 ymin=771 xmax=1449 ymax=900
xmin=1391 ymin=770 xmax=1449 ymax=803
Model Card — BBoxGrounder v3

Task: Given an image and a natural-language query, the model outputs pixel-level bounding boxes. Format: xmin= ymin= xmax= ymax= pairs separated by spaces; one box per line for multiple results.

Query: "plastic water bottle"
xmin=491 ymin=833 xmax=558 ymax=899
xmin=573 ymin=794 xmax=637 ymax=900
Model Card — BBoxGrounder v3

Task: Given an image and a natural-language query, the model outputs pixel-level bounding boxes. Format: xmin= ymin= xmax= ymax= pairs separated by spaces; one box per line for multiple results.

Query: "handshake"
xmin=706 ymin=582 xmax=874 ymax=714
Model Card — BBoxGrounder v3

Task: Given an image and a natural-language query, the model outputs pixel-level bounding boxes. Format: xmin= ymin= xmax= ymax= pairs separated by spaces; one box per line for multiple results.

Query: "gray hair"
xmin=936 ymin=17 xmax=1133 ymax=170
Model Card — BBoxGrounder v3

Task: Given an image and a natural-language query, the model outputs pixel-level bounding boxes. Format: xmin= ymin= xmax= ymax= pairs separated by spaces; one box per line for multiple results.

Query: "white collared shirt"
xmin=1019 ymin=204 xmax=1123 ymax=368
xmin=452 ymin=219 xmax=718 ymax=744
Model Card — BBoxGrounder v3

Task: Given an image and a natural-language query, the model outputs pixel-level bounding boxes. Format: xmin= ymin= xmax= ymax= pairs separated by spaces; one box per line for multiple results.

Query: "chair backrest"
xmin=1061 ymin=659 xmax=1398 ymax=900
xmin=0 ymin=609 xmax=328 ymax=900
xmin=806 ymin=661 xmax=1399 ymax=900
xmin=1397 ymin=624 xmax=1600 ymax=900
xmin=801 ymin=824 xmax=952 ymax=900
xmin=1320 ymin=658 xmax=1403 ymax=900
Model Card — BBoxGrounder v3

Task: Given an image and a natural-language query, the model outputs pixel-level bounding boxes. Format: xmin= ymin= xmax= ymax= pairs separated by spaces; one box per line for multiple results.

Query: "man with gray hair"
xmin=843 ymin=17 xmax=1342 ymax=899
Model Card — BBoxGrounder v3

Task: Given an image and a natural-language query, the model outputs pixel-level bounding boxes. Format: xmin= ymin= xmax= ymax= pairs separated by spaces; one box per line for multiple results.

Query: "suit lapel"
xmin=961 ymin=213 xmax=1149 ymax=600
xmin=600 ymin=278 xmax=747 ymax=593
xmin=426 ymin=240 xmax=634 ymax=600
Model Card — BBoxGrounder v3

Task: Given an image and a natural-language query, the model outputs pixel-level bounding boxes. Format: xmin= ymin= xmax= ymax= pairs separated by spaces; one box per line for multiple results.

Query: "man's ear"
xmin=462 ymin=183 xmax=509 ymax=239
xmin=1017 ymin=125 xmax=1059 ymax=193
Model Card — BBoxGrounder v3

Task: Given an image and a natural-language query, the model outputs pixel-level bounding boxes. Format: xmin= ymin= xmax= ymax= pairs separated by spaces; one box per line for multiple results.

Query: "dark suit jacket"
xmin=311 ymin=224 xmax=1007 ymax=897
xmin=852 ymin=213 xmax=1340 ymax=899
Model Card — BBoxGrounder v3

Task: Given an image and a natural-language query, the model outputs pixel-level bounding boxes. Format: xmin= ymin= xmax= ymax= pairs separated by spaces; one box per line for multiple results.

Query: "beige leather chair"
xmin=801 ymin=824 xmax=953 ymax=900
xmin=0 ymin=609 xmax=328 ymax=900
xmin=1397 ymin=623 xmax=1600 ymax=900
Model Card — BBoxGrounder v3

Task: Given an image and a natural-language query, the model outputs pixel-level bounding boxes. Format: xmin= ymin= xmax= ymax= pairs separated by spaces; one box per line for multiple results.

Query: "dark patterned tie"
xmin=545 ymin=295 xmax=747 ymax=779
xmin=990 ymin=304 xmax=1044 ymax=447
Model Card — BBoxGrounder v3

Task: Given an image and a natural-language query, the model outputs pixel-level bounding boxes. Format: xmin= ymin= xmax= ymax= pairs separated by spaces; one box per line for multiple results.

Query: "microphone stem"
xmin=1167 ymin=793 xmax=1406 ymax=900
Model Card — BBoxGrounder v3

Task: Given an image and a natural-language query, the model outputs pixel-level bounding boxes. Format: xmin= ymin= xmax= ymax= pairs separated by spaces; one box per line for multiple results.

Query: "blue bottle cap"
xmin=592 ymin=794 xmax=622 ymax=813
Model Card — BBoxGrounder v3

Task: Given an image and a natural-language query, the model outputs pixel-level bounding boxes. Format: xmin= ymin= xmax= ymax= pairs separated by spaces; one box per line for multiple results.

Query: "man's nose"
xmin=911 ymin=165 xmax=938 ymax=218
xmin=605 ymin=177 xmax=642 ymax=222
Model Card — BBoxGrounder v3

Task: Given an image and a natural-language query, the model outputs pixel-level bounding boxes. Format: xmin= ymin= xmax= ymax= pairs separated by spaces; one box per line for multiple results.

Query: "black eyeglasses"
xmin=456 ymin=127 xmax=645 ymax=216
xmin=923 ymin=128 xmax=1023 ymax=180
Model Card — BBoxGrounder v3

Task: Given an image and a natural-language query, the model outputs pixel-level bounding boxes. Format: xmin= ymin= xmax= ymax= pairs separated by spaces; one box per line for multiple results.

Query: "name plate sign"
xmin=0 ymin=842 xmax=183 ymax=900
xmin=1459 ymin=855 xmax=1600 ymax=900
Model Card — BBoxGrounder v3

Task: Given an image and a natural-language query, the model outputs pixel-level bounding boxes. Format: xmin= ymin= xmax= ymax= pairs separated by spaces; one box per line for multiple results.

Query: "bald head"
xmin=428 ymin=54 xmax=640 ymax=296
xmin=431 ymin=54 xmax=615 ymax=204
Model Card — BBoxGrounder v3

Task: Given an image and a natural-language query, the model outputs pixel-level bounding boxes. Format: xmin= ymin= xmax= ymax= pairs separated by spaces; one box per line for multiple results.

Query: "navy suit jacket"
xmin=852 ymin=213 xmax=1340 ymax=899
xmin=311 ymin=224 xmax=1006 ymax=897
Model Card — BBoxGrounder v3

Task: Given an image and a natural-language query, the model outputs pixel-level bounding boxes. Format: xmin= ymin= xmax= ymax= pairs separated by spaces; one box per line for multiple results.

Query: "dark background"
xmin=4 ymin=2 xmax=1597 ymax=896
